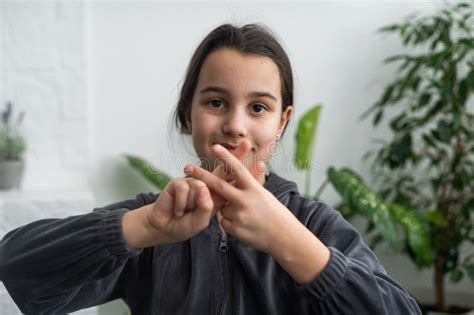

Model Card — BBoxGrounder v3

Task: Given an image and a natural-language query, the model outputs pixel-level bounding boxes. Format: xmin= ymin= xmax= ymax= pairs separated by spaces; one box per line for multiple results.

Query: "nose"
xmin=222 ymin=108 xmax=248 ymax=138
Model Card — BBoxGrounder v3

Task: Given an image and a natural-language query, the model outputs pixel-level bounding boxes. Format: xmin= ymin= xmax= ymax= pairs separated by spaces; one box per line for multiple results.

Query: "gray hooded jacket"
xmin=0 ymin=172 xmax=421 ymax=314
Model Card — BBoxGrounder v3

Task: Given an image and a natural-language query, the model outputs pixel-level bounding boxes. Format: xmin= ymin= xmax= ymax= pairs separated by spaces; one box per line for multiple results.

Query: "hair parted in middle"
xmin=173 ymin=23 xmax=294 ymax=136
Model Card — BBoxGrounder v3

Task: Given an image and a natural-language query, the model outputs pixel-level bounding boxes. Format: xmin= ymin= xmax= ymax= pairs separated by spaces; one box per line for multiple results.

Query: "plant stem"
xmin=434 ymin=244 xmax=446 ymax=311
xmin=304 ymin=171 xmax=311 ymax=197
xmin=432 ymin=134 xmax=462 ymax=311
xmin=314 ymin=179 xmax=328 ymax=200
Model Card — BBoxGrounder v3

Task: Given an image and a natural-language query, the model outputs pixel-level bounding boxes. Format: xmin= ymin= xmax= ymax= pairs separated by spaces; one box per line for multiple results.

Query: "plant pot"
xmin=421 ymin=304 xmax=474 ymax=315
xmin=0 ymin=159 xmax=24 ymax=190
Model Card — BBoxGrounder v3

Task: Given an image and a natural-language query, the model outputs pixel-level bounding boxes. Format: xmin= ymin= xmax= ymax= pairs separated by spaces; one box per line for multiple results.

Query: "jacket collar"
xmin=264 ymin=172 xmax=299 ymax=203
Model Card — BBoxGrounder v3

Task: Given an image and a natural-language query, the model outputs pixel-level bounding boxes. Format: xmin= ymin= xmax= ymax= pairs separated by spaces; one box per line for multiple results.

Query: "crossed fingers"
xmin=184 ymin=143 xmax=266 ymax=203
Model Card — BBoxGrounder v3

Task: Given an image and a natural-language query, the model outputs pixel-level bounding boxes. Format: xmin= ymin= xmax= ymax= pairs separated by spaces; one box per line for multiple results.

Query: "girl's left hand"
xmin=184 ymin=143 xmax=299 ymax=255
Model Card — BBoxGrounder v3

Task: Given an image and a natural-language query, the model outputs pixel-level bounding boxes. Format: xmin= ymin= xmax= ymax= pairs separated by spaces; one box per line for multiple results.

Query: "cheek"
xmin=254 ymin=129 xmax=280 ymax=158
xmin=190 ymin=115 xmax=219 ymax=156
xmin=191 ymin=125 xmax=208 ymax=155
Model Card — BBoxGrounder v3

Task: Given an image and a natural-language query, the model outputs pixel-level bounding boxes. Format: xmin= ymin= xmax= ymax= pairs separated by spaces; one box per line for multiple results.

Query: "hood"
xmin=264 ymin=172 xmax=300 ymax=203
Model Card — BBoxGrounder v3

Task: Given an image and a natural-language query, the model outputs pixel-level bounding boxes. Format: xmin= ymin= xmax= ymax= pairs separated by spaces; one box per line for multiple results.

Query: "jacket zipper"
xmin=218 ymin=229 xmax=228 ymax=314
xmin=219 ymin=229 xmax=228 ymax=252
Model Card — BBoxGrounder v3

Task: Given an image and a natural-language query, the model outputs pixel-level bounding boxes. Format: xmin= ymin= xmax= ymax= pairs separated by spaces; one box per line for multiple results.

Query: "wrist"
xmin=122 ymin=204 xmax=158 ymax=249
xmin=266 ymin=209 xmax=301 ymax=256
xmin=269 ymin=216 xmax=330 ymax=284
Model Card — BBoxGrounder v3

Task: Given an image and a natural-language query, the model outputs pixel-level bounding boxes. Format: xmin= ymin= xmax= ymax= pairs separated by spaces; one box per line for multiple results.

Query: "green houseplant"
xmin=296 ymin=2 xmax=474 ymax=312
xmin=307 ymin=2 xmax=473 ymax=313
xmin=364 ymin=2 xmax=473 ymax=312
xmin=294 ymin=105 xmax=432 ymax=267
xmin=0 ymin=101 xmax=26 ymax=189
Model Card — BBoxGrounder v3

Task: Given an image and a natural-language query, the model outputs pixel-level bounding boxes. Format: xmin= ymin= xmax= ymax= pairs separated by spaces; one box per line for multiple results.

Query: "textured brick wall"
xmin=0 ymin=1 xmax=97 ymax=314
xmin=1 ymin=0 xmax=89 ymax=191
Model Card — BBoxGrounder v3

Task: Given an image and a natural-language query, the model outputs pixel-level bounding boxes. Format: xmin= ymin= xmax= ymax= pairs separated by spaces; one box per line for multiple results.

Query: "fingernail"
xmin=184 ymin=164 xmax=194 ymax=175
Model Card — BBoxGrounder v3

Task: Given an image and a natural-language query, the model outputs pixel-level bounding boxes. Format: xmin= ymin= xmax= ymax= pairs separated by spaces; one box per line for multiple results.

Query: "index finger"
xmin=184 ymin=164 xmax=242 ymax=202
xmin=211 ymin=144 xmax=255 ymax=189
xmin=212 ymin=140 xmax=252 ymax=182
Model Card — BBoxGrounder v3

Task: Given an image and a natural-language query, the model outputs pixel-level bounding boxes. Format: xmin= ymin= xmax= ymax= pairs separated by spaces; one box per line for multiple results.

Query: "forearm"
xmin=269 ymin=216 xmax=330 ymax=284
xmin=0 ymin=209 xmax=133 ymax=313
xmin=286 ymin=202 xmax=421 ymax=314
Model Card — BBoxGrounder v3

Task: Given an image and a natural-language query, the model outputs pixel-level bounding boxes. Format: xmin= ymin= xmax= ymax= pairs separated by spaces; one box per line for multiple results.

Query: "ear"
xmin=186 ymin=118 xmax=192 ymax=132
xmin=186 ymin=107 xmax=192 ymax=132
xmin=278 ymin=105 xmax=293 ymax=135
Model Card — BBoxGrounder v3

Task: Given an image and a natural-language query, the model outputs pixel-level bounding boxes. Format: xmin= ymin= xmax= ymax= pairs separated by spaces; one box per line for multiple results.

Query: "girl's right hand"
xmin=122 ymin=178 xmax=214 ymax=249
xmin=144 ymin=177 xmax=215 ymax=246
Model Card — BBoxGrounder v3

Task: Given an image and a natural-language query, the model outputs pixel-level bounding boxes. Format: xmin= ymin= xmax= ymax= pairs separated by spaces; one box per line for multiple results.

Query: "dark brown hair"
xmin=173 ymin=23 xmax=294 ymax=135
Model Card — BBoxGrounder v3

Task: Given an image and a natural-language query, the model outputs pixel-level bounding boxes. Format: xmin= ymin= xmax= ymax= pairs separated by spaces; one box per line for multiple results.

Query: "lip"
xmin=213 ymin=142 xmax=256 ymax=152
xmin=217 ymin=143 xmax=237 ymax=151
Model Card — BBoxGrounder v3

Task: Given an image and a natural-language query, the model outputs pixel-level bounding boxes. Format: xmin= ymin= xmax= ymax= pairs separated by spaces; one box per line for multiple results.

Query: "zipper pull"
xmin=219 ymin=230 xmax=228 ymax=252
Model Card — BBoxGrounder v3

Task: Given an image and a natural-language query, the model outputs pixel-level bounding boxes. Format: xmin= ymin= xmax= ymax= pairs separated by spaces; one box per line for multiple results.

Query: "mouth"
xmin=214 ymin=141 xmax=257 ymax=153
xmin=217 ymin=143 xmax=237 ymax=151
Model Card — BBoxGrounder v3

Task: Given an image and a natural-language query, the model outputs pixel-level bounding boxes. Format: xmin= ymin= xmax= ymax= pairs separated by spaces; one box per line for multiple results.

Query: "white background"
xmin=1 ymin=1 xmax=473 ymax=313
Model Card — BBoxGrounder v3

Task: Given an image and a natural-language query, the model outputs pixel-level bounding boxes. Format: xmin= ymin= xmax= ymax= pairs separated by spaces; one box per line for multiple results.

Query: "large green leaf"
xmin=124 ymin=154 xmax=171 ymax=190
xmin=327 ymin=167 xmax=400 ymax=250
xmin=387 ymin=203 xmax=433 ymax=267
xmin=294 ymin=105 xmax=322 ymax=171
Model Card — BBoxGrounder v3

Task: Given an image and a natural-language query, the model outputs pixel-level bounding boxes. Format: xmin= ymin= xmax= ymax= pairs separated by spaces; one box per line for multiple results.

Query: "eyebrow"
xmin=199 ymin=86 xmax=278 ymax=101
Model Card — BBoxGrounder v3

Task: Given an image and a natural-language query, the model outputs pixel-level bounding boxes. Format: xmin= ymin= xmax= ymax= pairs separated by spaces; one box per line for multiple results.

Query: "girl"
xmin=0 ymin=23 xmax=421 ymax=314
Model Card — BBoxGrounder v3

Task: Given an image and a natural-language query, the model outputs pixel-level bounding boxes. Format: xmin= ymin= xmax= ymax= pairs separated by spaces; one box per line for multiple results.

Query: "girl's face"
xmin=189 ymin=48 xmax=292 ymax=184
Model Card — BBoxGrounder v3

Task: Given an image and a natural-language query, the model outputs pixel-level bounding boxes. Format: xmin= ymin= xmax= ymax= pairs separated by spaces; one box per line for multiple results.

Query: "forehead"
xmin=195 ymin=48 xmax=281 ymax=99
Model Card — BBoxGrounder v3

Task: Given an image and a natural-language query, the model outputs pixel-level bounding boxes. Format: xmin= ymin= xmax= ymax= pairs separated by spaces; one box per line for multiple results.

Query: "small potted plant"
xmin=0 ymin=101 xmax=26 ymax=190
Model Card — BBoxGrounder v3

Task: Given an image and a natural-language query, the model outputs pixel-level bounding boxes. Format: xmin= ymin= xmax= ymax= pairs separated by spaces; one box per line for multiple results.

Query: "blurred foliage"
xmin=0 ymin=101 xmax=26 ymax=160
xmin=341 ymin=1 xmax=473 ymax=311
xmin=295 ymin=1 xmax=473 ymax=311
xmin=296 ymin=114 xmax=434 ymax=268
xmin=294 ymin=104 xmax=322 ymax=196
xmin=123 ymin=154 xmax=171 ymax=191
xmin=294 ymin=105 xmax=321 ymax=171
xmin=327 ymin=167 xmax=401 ymax=251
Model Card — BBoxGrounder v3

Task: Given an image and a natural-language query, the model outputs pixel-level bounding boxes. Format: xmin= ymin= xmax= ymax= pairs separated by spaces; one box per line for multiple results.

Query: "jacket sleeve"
xmin=294 ymin=200 xmax=422 ymax=315
xmin=0 ymin=192 xmax=157 ymax=314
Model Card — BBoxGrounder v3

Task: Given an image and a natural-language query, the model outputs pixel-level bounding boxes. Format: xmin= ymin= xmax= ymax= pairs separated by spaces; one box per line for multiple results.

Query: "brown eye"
xmin=251 ymin=104 xmax=267 ymax=114
xmin=208 ymin=99 xmax=224 ymax=109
